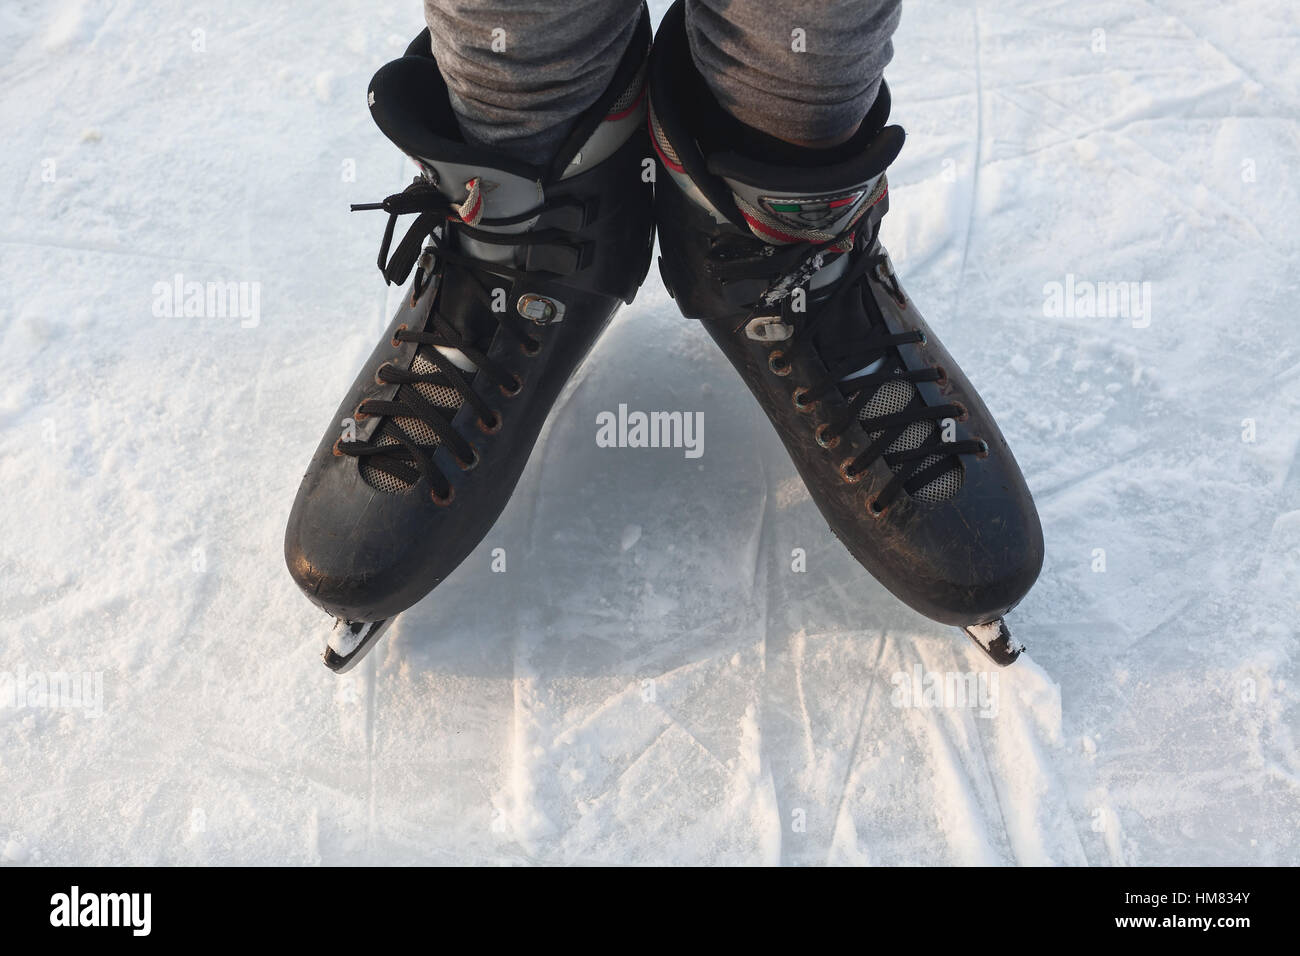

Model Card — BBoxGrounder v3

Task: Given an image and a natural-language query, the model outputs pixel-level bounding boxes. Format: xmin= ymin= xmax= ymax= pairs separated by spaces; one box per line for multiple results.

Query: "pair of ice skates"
xmin=284 ymin=3 xmax=1043 ymax=672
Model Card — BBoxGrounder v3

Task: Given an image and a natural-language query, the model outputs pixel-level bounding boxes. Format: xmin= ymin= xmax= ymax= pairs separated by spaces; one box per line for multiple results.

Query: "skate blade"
xmin=324 ymin=618 xmax=392 ymax=674
xmin=961 ymin=619 xmax=1023 ymax=667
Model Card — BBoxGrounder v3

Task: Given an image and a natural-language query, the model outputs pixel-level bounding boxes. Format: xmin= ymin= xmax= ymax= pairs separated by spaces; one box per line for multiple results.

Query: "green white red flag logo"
xmin=759 ymin=190 xmax=865 ymax=228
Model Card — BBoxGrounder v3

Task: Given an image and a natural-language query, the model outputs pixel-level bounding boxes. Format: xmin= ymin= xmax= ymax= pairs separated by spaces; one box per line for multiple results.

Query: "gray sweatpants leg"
xmin=422 ymin=0 xmax=901 ymax=160
xmin=421 ymin=0 xmax=645 ymax=160
xmin=686 ymin=0 xmax=901 ymax=144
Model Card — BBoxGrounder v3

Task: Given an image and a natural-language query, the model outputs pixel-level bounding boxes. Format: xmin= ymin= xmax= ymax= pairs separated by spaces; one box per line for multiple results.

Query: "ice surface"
xmin=1 ymin=0 xmax=1297 ymax=865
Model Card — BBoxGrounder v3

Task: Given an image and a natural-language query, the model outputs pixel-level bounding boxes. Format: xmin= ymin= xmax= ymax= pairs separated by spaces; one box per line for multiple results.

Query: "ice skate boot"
xmin=648 ymin=0 xmax=1042 ymax=664
xmin=285 ymin=13 xmax=655 ymax=670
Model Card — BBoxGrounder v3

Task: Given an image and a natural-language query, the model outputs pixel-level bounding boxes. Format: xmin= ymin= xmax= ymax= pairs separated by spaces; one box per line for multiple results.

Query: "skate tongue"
xmin=367 ymin=55 xmax=546 ymax=266
xmin=400 ymin=159 xmax=538 ymax=362
xmin=367 ymin=55 xmax=551 ymax=359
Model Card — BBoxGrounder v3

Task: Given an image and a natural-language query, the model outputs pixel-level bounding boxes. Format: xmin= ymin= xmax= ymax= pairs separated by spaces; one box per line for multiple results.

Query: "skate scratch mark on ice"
xmin=0 ymin=236 xmax=247 ymax=271
xmin=915 ymin=688 xmax=999 ymax=863
xmin=116 ymin=772 xmax=180 ymax=861
xmin=86 ymin=2 xmax=117 ymax=51
xmin=791 ymin=630 xmax=818 ymax=769
xmin=980 ymin=90 xmax=1246 ymax=171
xmin=748 ymin=453 xmax=773 ymax=593
xmin=16 ymin=770 xmax=158 ymax=803
xmin=558 ymin=676 xmax=729 ymax=774
xmin=578 ymin=723 xmax=682 ymax=809
xmin=506 ymin=661 xmax=528 ymax=843
xmin=1124 ymin=592 xmax=1200 ymax=650
xmin=824 ymin=633 xmax=889 ymax=864
xmin=364 ymin=648 xmax=378 ymax=857
xmin=751 ymin=453 xmax=787 ymax=859
xmin=900 ymin=635 xmax=997 ymax=862
xmin=820 ymin=566 xmax=863 ymax=614
xmin=632 ymin=654 xmax=719 ymax=689
xmin=650 ymin=707 xmax=731 ymax=773
xmin=1110 ymin=131 xmax=1284 ymax=261
xmin=986 ymin=85 xmax=1078 ymax=146
xmin=950 ymin=0 xmax=984 ymax=317
xmin=1033 ymin=444 xmax=1146 ymax=503
xmin=1277 ymin=447 xmax=1300 ymax=498
xmin=0 ymin=58 xmax=52 ymax=97
xmin=973 ymin=691 xmax=1086 ymax=866
xmin=752 ymin=459 xmax=772 ymax=715
xmin=1143 ymin=0 xmax=1272 ymax=97
xmin=1263 ymin=760 xmax=1300 ymax=789
xmin=973 ymin=655 xmax=1095 ymax=866
xmin=965 ymin=683 xmax=1019 ymax=862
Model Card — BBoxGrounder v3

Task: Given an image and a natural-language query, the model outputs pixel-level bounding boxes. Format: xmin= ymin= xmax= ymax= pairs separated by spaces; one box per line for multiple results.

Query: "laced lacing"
xmin=707 ymin=217 xmax=985 ymax=512
xmin=340 ymin=178 xmax=587 ymax=503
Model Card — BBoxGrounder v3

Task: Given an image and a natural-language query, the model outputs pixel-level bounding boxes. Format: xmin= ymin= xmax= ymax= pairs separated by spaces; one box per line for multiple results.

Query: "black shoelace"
xmin=708 ymin=219 xmax=984 ymax=512
xmin=340 ymin=178 xmax=585 ymax=503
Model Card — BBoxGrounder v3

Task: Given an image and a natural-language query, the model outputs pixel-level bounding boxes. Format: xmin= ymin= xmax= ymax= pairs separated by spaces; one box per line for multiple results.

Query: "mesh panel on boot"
xmin=360 ymin=350 xmax=465 ymax=494
xmin=608 ymin=63 xmax=646 ymax=114
xmin=856 ymin=374 xmax=962 ymax=504
xmin=649 ymin=102 xmax=681 ymax=167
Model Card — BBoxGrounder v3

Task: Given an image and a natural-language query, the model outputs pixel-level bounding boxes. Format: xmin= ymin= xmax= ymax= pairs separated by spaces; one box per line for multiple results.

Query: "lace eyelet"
xmin=353 ymin=405 xmax=371 ymax=421
xmin=477 ymin=411 xmax=503 ymax=435
xmin=867 ymin=497 xmax=887 ymax=518
xmin=500 ymin=374 xmax=524 ymax=398
xmin=431 ymin=485 xmax=455 ymax=507
xmin=456 ymin=446 xmax=480 ymax=472
xmin=952 ymin=401 xmax=969 ymax=423
xmin=975 ymin=438 xmax=989 ymax=459
xmin=914 ymin=329 xmax=928 ymax=346
xmin=838 ymin=458 xmax=866 ymax=484
xmin=521 ymin=338 xmax=542 ymax=357
xmin=768 ymin=350 xmax=791 ymax=376
xmin=934 ymin=365 xmax=948 ymax=386
xmin=391 ymin=324 xmax=408 ymax=348
xmin=373 ymin=364 xmax=391 ymax=387
xmin=792 ymin=387 xmax=816 ymax=413
xmin=331 ymin=438 xmax=345 ymax=457
xmin=815 ymin=424 xmax=840 ymax=450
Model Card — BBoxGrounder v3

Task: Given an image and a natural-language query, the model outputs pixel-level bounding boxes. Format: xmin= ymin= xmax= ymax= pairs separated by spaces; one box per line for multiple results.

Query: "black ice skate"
xmin=649 ymin=0 xmax=1042 ymax=665
xmin=285 ymin=14 xmax=655 ymax=671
